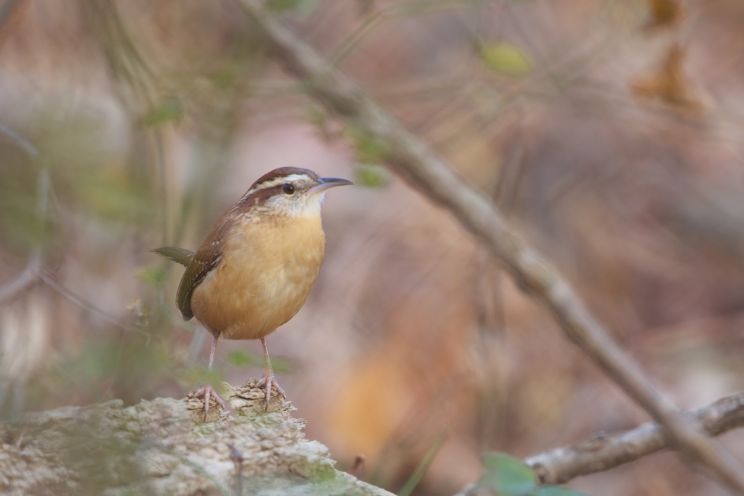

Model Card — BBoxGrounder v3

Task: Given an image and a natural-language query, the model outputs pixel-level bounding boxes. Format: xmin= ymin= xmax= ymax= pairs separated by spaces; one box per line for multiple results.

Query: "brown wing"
xmin=176 ymin=214 xmax=235 ymax=320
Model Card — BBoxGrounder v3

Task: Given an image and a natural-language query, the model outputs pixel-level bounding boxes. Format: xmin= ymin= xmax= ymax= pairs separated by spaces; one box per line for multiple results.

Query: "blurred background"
xmin=1 ymin=0 xmax=744 ymax=494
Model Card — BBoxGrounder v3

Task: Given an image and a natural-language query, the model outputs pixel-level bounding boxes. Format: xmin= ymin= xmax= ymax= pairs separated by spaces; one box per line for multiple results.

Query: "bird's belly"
xmin=191 ymin=218 xmax=324 ymax=340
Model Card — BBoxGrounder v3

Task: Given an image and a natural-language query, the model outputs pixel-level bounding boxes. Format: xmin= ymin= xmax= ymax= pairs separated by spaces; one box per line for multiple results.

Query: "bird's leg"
xmin=194 ymin=333 xmax=228 ymax=420
xmin=257 ymin=337 xmax=285 ymax=409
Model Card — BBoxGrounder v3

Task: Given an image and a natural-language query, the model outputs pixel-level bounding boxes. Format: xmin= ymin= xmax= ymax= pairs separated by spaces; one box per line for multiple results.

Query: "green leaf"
xmin=267 ymin=0 xmax=317 ymax=14
xmin=480 ymin=453 xmax=537 ymax=495
xmin=137 ymin=265 xmax=167 ymax=286
xmin=345 ymin=124 xmax=388 ymax=164
xmin=140 ymin=96 xmax=183 ymax=127
xmin=398 ymin=435 xmax=446 ymax=496
xmin=179 ymin=366 xmax=225 ymax=390
xmin=354 ymin=164 xmax=389 ymax=188
xmin=268 ymin=355 xmax=293 ymax=374
xmin=531 ymin=486 xmax=586 ymax=496
xmin=480 ymin=42 xmax=533 ymax=76
xmin=227 ymin=350 xmax=260 ymax=367
xmin=227 ymin=350 xmax=294 ymax=373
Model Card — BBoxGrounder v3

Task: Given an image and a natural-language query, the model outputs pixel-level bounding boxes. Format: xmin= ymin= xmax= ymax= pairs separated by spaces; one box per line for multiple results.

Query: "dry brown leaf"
xmin=645 ymin=0 xmax=684 ymax=31
xmin=631 ymin=44 xmax=705 ymax=112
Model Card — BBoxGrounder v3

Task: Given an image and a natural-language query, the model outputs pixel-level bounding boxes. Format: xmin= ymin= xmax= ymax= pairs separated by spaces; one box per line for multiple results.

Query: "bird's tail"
xmin=152 ymin=246 xmax=194 ymax=267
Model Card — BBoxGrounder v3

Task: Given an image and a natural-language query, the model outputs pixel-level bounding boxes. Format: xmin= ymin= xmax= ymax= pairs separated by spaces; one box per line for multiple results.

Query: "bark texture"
xmin=0 ymin=381 xmax=392 ymax=496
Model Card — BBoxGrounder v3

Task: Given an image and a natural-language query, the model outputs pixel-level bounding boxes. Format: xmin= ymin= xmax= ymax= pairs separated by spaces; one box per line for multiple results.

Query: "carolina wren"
xmin=155 ymin=167 xmax=352 ymax=415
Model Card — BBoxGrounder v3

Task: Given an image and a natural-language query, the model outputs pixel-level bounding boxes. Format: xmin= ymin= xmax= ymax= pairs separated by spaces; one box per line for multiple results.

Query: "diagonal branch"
xmin=526 ymin=391 xmax=744 ymax=484
xmin=0 ymin=123 xmax=46 ymax=306
xmin=235 ymin=2 xmax=744 ymax=492
xmin=456 ymin=392 xmax=744 ymax=494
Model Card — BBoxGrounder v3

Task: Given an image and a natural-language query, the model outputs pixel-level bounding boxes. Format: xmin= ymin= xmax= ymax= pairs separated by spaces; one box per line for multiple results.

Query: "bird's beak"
xmin=311 ymin=177 xmax=353 ymax=193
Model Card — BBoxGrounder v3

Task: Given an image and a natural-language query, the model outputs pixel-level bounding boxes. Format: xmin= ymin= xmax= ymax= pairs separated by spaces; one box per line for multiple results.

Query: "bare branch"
xmin=39 ymin=272 xmax=149 ymax=340
xmin=526 ymin=391 xmax=744 ymax=484
xmin=235 ymin=2 xmax=744 ymax=492
xmin=0 ymin=247 xmax=41 ymax=304
xmin=0 ymin=168 xmax=47 ymax=305
xmin=0 ymin=121 xmax=38 ymax=158
xmin=457 ymin=392 xmax=744 ymax=494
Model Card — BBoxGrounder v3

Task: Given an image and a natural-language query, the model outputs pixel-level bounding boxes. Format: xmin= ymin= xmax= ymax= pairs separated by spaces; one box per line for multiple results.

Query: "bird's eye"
xmin=282 ymin=183 xmax=295 ymax=195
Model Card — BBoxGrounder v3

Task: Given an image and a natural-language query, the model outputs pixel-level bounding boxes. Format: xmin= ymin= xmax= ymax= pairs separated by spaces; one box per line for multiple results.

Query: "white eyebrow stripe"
xmin=248 ymin=174 xmax=312 ymax=193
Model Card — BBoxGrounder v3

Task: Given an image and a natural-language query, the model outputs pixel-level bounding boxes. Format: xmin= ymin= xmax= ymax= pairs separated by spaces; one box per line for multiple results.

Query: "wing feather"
xmin=176 ymin=215 xmax=235 ymax=320
xmin=152 ymin=246 xmax=194 ymax=266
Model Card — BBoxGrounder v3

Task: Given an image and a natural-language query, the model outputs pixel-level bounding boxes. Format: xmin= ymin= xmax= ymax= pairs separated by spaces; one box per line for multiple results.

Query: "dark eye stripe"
xmin=249 ymin=173 xmax=311 ymax=193
xmin=236 ymin=182 xmax=300 ymax=210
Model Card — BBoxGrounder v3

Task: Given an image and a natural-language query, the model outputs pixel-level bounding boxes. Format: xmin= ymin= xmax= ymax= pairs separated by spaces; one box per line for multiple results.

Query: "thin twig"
xmin=0 ymin=0 xmax=26 ymax=48
xmin=524 ymin=391 xmax=744 ymax=484
xmin=398 ymin=435 xmax=446 ymax=496
xmin=0 ymin=241 xmax=42 ymax=304
xmin=228 ymin=443 xmax=244 ymax=496
xmin=0 ymin=121 xmax=38 ymax=158
xmin=329 ymin=0 xmax=489 ymax=67
xmin=234 ymin=2 xmax=744 ymax=492
xmin=39 ymin=272 xmax=148 ymax=340
xmin=0 ymin=125 xmax=46 ymax=304
xmin=351 ymin=454 xmax=366 ymax=478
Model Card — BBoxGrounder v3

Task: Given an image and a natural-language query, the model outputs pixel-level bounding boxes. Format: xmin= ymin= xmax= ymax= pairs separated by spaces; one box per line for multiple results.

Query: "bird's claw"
xmin=256 ymin=375 xmax=286 ymax=410
xmin=193 ymin=384 xmax=230 ymax=421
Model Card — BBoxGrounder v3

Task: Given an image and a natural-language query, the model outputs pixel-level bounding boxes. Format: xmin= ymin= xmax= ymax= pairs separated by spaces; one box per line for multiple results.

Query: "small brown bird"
xmin=155 ymin=167 xmax=352 ymax=415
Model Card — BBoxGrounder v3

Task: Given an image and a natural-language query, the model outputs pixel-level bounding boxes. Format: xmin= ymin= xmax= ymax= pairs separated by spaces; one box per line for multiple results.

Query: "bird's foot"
xmin=256 ymin=375 xmax=286 ymax=410
xmin=193 ymin=384 xmax=230 ymax=421
xmin=257 ymin=375 xmax=286 ymax=397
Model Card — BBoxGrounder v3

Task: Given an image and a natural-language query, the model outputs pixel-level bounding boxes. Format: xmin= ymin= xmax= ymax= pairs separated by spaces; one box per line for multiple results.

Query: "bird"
xmin=154 ymin=167 xmax=352 ymax=417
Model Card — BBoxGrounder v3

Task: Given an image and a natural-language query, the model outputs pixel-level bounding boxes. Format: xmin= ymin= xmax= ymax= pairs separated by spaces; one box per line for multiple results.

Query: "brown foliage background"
xmin=1 ymin=1 xmax=743 ymax=494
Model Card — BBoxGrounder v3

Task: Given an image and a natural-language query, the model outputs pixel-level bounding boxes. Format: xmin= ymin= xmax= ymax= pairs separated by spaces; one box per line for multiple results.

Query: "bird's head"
xmin=238 ymin=167 xmax=352 ymax=218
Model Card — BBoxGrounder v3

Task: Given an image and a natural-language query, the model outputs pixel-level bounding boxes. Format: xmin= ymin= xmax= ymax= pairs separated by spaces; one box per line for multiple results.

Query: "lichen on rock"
xmin=0 ymin=382 xmax=392 ymax=496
